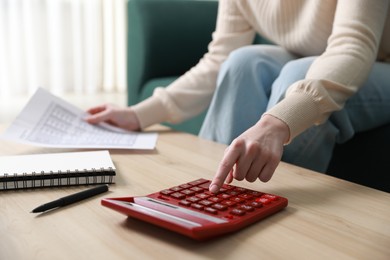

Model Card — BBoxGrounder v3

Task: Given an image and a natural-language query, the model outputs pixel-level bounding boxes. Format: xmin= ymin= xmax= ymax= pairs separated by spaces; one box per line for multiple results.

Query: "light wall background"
xmin=0 ymin=0 xmax=127 ymax=98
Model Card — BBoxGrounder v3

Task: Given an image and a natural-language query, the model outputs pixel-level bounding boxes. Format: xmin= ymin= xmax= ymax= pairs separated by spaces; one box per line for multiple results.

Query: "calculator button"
xmin=225 ymin=190 xmax=241 ymax=196
xmin=249 ymin=201 xmax=263 ymax=208
xmin=221 ymin=184 xmax=235 ymax=190
xmin=179 ymin=184 xmax=193 ymax=189
xmin=179 ymin=200 xmax=192 ymax=207
xmin=217 ymin=193 xmax=231 ymax=199
xmin=170 ymin=192 xmax=186 ymax=200
xmin=239 ymin=205 xmax=254 ymax=212
xmin=170 ymin=186 xmax=184 ymax=192
xmin=198 ymin=183 xmax=211 ymax=189
xmin=160 ymin=189 xmax=174 ymax=195
xmin=248 ymin=191 xmax=263 ymax=196
xmin=218 ymin=188 xmax=227 ymax=193
xmin=221 ymin=200 xmax=237 ymax=207
xmin=157 ymin=195 xmax=169 ymax=201
xmin=181 ymin=189 xmax=196 ymax=196
xmin=208 ymin=196 xmax=223 ymax=203
xmin=198 ymin=200 xmax=213 ymax=206
xmin=191 ymin=203 xmax=204 ymax=210
xmin=190 ymin=186 xmax=204 ymax=193
xmin=186 ymin=196 xmax=201 ymax=203
xmin=204 ymin=207 xmax=218 ymax=215
xmin=212 ymin=203 xmax=227 ymax=211
xmin=230 ymin=208 xmax=246 ymax=216
xmin=230 ymin=197 xmax=245 ymax=203
xmin=256 ymin=197 xmax=271 ymax=204
xmin=238 ymin=193 xmax=253 ymax=200
xmin=196 ymin=193 xmax=211 ymax=199
xmin=263 ymin=194 xmax=279 ymax=201
xmin=188 ymin=179 xmax=209 ymax=186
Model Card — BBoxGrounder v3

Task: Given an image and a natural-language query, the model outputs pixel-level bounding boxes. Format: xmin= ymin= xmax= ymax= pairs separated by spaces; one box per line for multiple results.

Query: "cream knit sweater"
xmin=132 ymin=0 xmax=390 ymax=142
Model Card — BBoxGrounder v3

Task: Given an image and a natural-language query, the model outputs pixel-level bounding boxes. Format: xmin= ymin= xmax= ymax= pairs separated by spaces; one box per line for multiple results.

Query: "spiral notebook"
xmin=0 ymin=150 xmax=116 ymax=190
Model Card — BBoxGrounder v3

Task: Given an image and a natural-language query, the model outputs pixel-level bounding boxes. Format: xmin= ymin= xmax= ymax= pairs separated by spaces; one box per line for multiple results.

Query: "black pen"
xmin=31 ymin=184 xmax=109 ymax=213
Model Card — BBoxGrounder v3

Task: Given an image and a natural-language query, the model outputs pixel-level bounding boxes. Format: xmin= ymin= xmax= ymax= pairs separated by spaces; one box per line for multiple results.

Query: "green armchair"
xmin=126 ymin=0 xmax=390 ymax=192
xmin=127 ymin=0 xmax=270 ymax=134
xmin=127 ymin=0 xmax=218 ymax=135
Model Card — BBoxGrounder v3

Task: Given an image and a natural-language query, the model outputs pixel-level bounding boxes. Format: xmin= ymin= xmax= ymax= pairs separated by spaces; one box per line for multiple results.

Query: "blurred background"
xmin=0 ymin=0 xmax=128 ymax=123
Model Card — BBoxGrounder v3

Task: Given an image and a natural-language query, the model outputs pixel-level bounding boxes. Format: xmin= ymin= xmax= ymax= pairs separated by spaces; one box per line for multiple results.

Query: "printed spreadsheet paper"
xmin=0 ymin=88 xmax=158 ymax=149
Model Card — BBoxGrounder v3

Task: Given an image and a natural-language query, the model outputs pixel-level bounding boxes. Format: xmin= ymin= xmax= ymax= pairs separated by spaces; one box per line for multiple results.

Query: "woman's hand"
xmin=85 ymin=104 xmax=141 ymax=131
xmin=209 ymin=115 xmax=290 ymax=193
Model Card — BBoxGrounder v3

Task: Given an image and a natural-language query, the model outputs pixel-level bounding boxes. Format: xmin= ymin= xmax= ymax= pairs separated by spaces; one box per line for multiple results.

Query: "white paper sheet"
xmin=1 ymin=88 xmax=158 ymax=149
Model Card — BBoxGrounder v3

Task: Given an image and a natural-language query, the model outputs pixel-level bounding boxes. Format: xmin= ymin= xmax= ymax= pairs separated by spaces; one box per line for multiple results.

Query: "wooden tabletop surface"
xmin=1 ymin=125 xmax=389 ymax=260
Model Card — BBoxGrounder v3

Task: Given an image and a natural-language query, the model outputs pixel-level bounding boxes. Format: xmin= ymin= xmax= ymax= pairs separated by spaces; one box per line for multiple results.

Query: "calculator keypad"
xmin=153 ymin=178 xmax=281 ymax=219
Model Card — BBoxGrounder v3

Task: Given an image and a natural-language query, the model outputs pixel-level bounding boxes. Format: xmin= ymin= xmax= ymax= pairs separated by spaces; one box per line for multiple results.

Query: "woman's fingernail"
xmin=209 ymin=184 xmax=219 ymax=193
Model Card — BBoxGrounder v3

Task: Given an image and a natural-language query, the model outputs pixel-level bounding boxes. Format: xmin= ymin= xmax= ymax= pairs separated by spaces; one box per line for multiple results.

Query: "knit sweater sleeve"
xmin=265 ymin=0 xmax=389 ymax=142
xmin=132 ymin=0 xmax=255 ymax=129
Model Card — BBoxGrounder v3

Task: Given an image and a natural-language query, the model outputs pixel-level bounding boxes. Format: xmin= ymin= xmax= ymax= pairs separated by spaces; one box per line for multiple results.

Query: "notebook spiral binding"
xmin=0 ymin=167 xmax=115 ymax=191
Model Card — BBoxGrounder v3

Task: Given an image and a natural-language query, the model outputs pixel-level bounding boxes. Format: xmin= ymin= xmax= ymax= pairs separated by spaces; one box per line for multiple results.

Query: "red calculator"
xmin=101 ymin=178 xmax=288 ymax=240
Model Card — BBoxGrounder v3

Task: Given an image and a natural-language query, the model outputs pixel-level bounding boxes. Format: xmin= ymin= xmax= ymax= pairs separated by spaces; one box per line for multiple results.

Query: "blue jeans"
xmin=199 ymin=45 xmax=390 ymax=173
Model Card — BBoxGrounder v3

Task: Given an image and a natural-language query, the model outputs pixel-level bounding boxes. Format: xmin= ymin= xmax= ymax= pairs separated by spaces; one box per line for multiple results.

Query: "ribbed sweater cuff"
xmin=265 ymin=92 xmax=320 ymax=143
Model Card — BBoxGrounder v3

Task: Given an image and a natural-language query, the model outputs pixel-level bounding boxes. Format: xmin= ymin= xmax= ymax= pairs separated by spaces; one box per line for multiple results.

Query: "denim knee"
xmin=279 ymin=56 xmax=317 ymax=82
xmin=218 ymin=46 xmax=286 ymax=94
xmin=267 ymin=57 xmax=317 ymax=109
xmin=222 ymin=46 xmax=280 ymax=74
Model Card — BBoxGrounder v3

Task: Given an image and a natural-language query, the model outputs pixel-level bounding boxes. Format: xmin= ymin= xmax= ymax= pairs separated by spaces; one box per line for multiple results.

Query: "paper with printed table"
xmin=1 ymin=88 xmax=158 ymax=149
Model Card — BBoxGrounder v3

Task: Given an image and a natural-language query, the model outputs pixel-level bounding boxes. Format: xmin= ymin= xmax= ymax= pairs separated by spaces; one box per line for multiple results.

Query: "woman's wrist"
xmin=258 ymin=114 xmax=290 ymax=145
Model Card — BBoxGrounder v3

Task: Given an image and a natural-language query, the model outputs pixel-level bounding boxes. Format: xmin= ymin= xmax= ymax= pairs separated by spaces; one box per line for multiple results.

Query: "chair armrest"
xmin=127 ymin=0 xmax=219 ymax=105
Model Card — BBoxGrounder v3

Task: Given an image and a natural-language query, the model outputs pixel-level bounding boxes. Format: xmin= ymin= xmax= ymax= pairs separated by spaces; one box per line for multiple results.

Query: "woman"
xmin=86 ymin=0 xmax=390 ymax=193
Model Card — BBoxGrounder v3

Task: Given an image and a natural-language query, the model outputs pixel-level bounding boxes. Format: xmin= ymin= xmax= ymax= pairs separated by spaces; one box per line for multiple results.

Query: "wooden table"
xmin=1 ymin=125 xmax=389 ymax=260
